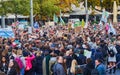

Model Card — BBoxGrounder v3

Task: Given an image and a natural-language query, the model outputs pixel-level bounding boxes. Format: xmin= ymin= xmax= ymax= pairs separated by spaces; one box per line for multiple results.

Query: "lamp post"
xmin=30 ymin=0 xmax=33 ymax=28
xmin=1 ymin=0 xmax=5 ymax=28
xmin=85 ymin=0 xmax=88 ymax=27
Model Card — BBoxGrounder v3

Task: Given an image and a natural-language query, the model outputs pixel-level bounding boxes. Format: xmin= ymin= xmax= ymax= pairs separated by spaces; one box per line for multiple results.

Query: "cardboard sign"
xmin=75 ymin=26 xmax=82 ymax=33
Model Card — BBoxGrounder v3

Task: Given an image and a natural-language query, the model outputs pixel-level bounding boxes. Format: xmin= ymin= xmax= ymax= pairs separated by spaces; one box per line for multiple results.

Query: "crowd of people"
xmin=0 ymin=21 xmax=120 ymax=75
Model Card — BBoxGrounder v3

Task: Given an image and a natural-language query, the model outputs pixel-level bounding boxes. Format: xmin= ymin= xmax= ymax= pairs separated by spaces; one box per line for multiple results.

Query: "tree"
xmin=55 ymin=0 xmax=79 ymax=13
xmin=33 ymin=0 xmax=60 ymax=21
xmin=0 ymin=0 xmax=30 ymax=22
xmin=86 ymin=0 xmax=120 ymax=12
xmin=102 ymin=0 xmax=120 ymax=12
xmin=8 ymin=0 xmax=30 ymax=21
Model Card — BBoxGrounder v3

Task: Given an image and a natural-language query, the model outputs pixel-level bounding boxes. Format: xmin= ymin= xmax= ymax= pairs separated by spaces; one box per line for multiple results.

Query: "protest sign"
xmin=0 ymin=28 xmax=14 ymax=38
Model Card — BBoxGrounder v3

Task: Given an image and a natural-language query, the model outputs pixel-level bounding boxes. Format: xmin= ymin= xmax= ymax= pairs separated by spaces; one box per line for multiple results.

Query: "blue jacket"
xmin=53 ymin=63 xmax=66 ymax=75
xmin=96 ymin=64 xmax=106 ymax=75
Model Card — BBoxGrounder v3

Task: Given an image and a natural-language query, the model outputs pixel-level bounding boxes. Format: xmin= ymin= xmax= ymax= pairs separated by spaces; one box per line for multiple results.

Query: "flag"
xmin=53 ymin=14 xmax=58 ymax=23
xmin=34 ymin=22 xmax=39 ymax=29
xmin=81 ymin=19 xmax=85 ymax=28
xmin=74 ymin=21 xmax=80 ymax=28
xmin=108 ymin=22 xmax=116 ymax=35
xmin=101 ymin=10 xmax=109 ymax=23
xmin=60 ymin=10 xmax=65 ymax=25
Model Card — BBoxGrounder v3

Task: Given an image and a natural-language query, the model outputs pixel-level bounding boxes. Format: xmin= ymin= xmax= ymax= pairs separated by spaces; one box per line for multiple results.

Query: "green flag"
xmin=60 ymin=10 xmax=65 ymax=25
xmin=74 ymin=21 xmax=80 ymax=27
xmin=53 ymin=14 xmax=58 ymax=23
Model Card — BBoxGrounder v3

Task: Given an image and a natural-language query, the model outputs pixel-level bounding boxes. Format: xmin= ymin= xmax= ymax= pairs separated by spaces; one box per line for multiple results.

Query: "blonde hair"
xmin=70 ymin=59 xmax=78 ymax=74
xmin=17 ymin=49 xmax=22 ymax=56
xmin=36 ymin=51 xmax=41 ymax=56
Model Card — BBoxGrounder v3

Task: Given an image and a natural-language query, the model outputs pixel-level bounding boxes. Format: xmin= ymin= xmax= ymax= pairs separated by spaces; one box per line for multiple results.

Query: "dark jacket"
xmin=116 ymin=45 xmax=120 ymax=54
xmin=83 ymin=62 xmax=94 ymax=75
xmin=35 ymin=56 xmax=44 ymax=74
xmin=53 ymin=63 xmax=66 ymax=75
xmin=64 ymin=56 xmax=73 ymax=68
xmin=0 ymin=63 xmax=8 ymax=74
xmin=94 ymin=51 xmax=104 ymax=61
xmin=7 ymin=67 xmax=17 ymax=75
xmin=78 ymin=54 xmax=86 ymax=65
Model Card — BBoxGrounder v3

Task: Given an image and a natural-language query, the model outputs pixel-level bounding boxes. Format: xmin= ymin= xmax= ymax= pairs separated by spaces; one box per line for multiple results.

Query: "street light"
xmin=0 ymin=0 xmax=5 ymax=28
xmin=85 ymin=0 xmax=88 ymax=27
xmin=30 ymin=0 xmax=33 ymax=28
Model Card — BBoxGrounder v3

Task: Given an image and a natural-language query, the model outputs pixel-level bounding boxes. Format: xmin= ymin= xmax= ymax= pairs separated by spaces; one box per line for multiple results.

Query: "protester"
xmin=108 ymin=42 xmax=117 ymax=74
xmin=34 ymin=51 xmax=44 ymax=75
xmin=7 ymin=60 xmax=20 ymax=75
xmin=83 ymin=58 xmax=94 ymax=75
xmin=53 ymin=56 xmax=66 ymax=75
xmin=95 ymin=59 xmax=106 ymax=75
xmin=70 ymin=59 xmax=78 ymax=75
xmin=0 ymin=56 xmax=8 ymax=74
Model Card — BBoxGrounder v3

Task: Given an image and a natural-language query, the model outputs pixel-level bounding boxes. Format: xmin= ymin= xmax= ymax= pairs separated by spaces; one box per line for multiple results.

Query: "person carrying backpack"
xmin=108 ymin=43 xmax=117 ymax=74
xmin=91 ymin=59 xmax=106 ymax=75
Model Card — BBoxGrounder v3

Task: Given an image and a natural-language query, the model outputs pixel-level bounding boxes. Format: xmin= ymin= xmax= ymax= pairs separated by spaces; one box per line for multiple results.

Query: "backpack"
xmin=50 ymin=62 xmax=56 ymax=75
xmin=109 ymin=49 xmax=115 ymax=57
xmin=52 ymin=63 xmax=58 ymax=75
xmin=15 ymin=57 xmax=24 ymax=69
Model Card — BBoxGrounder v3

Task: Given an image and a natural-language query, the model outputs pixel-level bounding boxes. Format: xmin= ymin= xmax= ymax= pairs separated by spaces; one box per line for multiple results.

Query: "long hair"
xmin=70 ymin=59 xmax=78 ymax=74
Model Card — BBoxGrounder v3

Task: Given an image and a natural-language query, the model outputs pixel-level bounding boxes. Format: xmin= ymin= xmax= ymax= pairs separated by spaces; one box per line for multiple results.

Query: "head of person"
xmin=36 ymin=51 xmax=42 ymax=57
xmin=95 ymin=59 xmax=102 ymax=66
xmin=86 ymin=58 xmax=92 ymax=64
xmin=70 ymin=59 xmax=78 ymax=74
xmin=8 ymin=60 xmax=20 ymax=74
xmin=8 ymin=60 xmax=15 ymax=68
xmin=57 ymin=56 xmax=64 ymax=64
xmin=1 ymin=56 xmax=7 ymax=63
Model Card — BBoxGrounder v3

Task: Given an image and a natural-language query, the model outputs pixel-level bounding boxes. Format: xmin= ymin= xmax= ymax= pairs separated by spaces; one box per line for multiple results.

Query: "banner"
xmin=0 ymin=28 xmax=14 ymax=38
xmin=53 ymin=14 xmax=58 ymax=23
xmin=75 ymin=26 xmax=82 ymax=33
xmin=60 ymin=10 xmax=65 ymax=25
xmin=34 ymin=22 xmax=39 ymax=29
xmin=101 ymin=10 xmax=109 ymax=23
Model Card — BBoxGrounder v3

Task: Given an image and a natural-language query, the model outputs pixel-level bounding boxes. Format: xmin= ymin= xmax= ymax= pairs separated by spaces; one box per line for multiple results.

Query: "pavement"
xmin=106 ymin=69 xmax=120 ymax=75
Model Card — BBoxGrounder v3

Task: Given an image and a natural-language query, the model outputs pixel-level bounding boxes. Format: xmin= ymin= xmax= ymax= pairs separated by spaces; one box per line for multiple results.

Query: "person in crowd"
xmin=116 ymin=35 xmax=120 ymax=69
xmin=7 ymin=60 xmax=20 ymax=75
xmin=78 ymin=50 xmax=86 ymax=65
xmin=108 ymin=42 xmax=117 ymax=74
xmin=53 ymin=56 xmax=66 ymax=75
xmin=95 ymin=59 xmax=106 ymax=75
xmin=63 ymin=56 xmax=67 ymax=75
xmin=0 ymin=56 xmax=8 ymax=74
xmin=94 ymin=47 xmax=104 ymax=61
xmin=16 ymin=49 xmax=25 ymax=75
xmin=64 ymin=50 xmax=73 ymax=74
xmin=34 ymin=51 xmax=44 ymax=75
xmin=49 ymin=51 xmax=57 ymax=75
xmin=70 ymin=59 xmax=78 ymax=75
xmin=83 ymin=58 xmax=94 ymax=75
xmin=24 ymin=52 xmax=35 ymax=75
